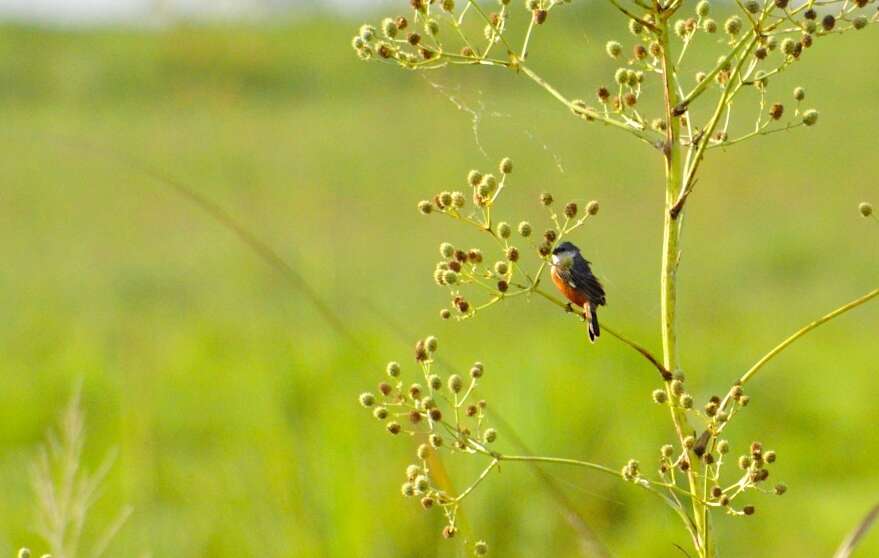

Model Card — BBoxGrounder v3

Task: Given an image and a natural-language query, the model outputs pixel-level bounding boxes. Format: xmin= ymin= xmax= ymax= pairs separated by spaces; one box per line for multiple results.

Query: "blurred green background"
xmin=0 ymin=3 xmax=878 ymax=556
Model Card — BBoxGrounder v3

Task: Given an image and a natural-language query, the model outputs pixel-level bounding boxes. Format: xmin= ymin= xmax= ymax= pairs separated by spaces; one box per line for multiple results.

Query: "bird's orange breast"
xmin=551 ymin=268 xmax=590 ymax=307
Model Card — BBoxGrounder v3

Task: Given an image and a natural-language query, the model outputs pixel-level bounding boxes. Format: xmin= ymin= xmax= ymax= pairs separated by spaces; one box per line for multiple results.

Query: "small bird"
xmin=550 ymin=241 xmax=606 ymax=342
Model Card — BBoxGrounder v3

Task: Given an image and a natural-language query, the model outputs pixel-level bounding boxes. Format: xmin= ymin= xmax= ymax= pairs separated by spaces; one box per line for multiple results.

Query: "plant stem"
xmin=657 ymin=15 xmax=710 ymax=558
xmin=739 ymin=287 xmax=879 ymax=386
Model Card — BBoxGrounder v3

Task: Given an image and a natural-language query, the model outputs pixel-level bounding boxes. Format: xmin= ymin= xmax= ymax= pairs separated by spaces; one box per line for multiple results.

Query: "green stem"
xmin=657 ymin=16 xmax=710 ymax=558
xmin=739 ymin=287 xmax=879 ymax=386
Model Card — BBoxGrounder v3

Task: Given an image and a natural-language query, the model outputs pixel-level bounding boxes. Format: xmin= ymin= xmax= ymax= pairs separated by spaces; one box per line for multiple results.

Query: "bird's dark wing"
xmin=572 ymin=257 xmax=606 ymax=306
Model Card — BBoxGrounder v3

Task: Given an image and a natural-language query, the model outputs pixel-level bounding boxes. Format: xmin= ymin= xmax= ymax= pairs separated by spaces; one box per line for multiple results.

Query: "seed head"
xmin=744 ymin=0 xmax=759 ymax=13
xmin=440 ymin=242 xmax=455 ymax=259
xmin=822 ymin=14 xmax=835 ymax=31
xmin=401 ymin=481 xmax=415 ymax=496
xmin=441 ymin=0 xmax=455 ymax=11
xmin=695 ymin=0 xmax=710 ymax=16
xmin=359 ymin=392 xmax=376 ymax=407
xmin=430 ymin=433 xmax=444 ymax=448
xmin=381 ymin=18 xmax=398 ymax=38
xmin=649 ymin=41 xmax=663 ymax=56
xmin=387 ymin=361 xmax=401 ymax=377
xmin=606 ymin=41 xmax=623 ymax=58
xmin=774 ymin=483 xmax=788 ymax=495
xmin=474 ymin=541 xmax=489 ymax=556
xmin=802 ymin=109 xmax=819 ymax=126
xmin=738 ymin=455 xmax=751 ymax=469
xmin=409 ymin=383 xmax=423 ymax=401
xmin=674 ymin=19 xmax=689 ymax=37
xmin=717 ymin=439 xmax=730 ymax=454
xmin=683 ymin=435 xmax=696 ymax=449
xmin=679 ymin=394 xmax=694 ymax=409
xmin=415 ymin=340 xmax=429 ymax=362
xmin=661 ymin=444 xmax=675 ymax=458
xmin=670 ymin=379 xmax=684 ymax=396
xmin=769 ymin=103 xmax=784 ymax=120
xmin=440 ymin=308 xmax=451 ymax=320
xmin=586 ymin=200 xmax=600 ymax=215
xmin=564 ymin=202 xmax=578 ymax=218
xmin=443 ymin=525 xmax=457 ymax=539
xmin=540 ymin=192 xmax=554 ymax=206
xmin=429 ymin=408 xmax=442 ymax=421
xmin=506 ymin=247 xmax=520 ymax=262
xmin=417 ymin=443 xmax=431 ymax=460
xmin=373 ymin=406 xmax=388 ymax=420
xmin=484 ymin=428 xmax=498 ymax=443
xmin=414 ymin=474 xmax=430 ymax=493
xmin=859 ymin=202 xmax=873 ymax=217
xmin=743 ymin=505 xmax=755 ymax=516
xmin=448 ymin=374 xmax=464 ymax=393
xmin=652 ymin=389 xmax=668 ymax=404
xmin=497 ymin=222 xmax=512 ymax=239
xmin=765 ymin=450 xmax=777 ymax=463
xmin=425 ymin=336 xmax=438 ymax=353
xmin=724 ymin=16 xmax=742 ymax=35
xmin=468 ymin=170 xmax=483 ymax=186
xmin=629 ymin=18 xmax=644 ymax=35
xmin=494 ymin=261 xmax=509 ymax=275
xmin=853 ymin=16 xmax=868 ymax=30
xmin=429 ymin=374 xmax=443 ymax=390
xmin=387 ymin=421 xmax=402 ymax=435
xmin=499 ymin=157 xmax=514 ymax=174
xmin=406 ymin=464 xmax=421 ymax=480
xmin=438 ymin=191 xmax=453 ymax=208
xmin=703 ymin=18 xmax=717 ymax=33
xmin=418 ymin=200 xmax=433 ymax=215
xmin=424 ymin=18 xmax=440 ymax=36
xmin=533 ymin=8 xmax=547 ymax=24
xmin=614 ymin=68 xmax=629 ymax=85
xmin=359 ymin=24 xmax=376 ymax=42
xmin=449 ymin=191 xmax=466 ymax=209
xmin=538 ymin=242 xmax=551 ymax=257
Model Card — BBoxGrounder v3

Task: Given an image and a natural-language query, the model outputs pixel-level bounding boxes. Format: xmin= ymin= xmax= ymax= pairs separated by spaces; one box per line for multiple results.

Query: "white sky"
xmin=0 ymin=0 xmax=376 ymax=24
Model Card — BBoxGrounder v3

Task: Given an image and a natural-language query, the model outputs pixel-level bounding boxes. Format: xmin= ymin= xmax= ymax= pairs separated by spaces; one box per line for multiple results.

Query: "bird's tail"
xmin=586 ymin=303 xmax=600 ymax=343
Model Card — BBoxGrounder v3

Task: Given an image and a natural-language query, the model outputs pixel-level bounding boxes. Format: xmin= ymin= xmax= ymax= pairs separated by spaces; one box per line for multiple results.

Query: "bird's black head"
xmin=552 ymin=241 xmax=580 ymax=256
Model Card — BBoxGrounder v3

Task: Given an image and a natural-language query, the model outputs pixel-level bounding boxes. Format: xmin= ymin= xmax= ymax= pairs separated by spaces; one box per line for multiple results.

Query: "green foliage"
xmin=0 ymin=7 xmax=877 ymax=557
